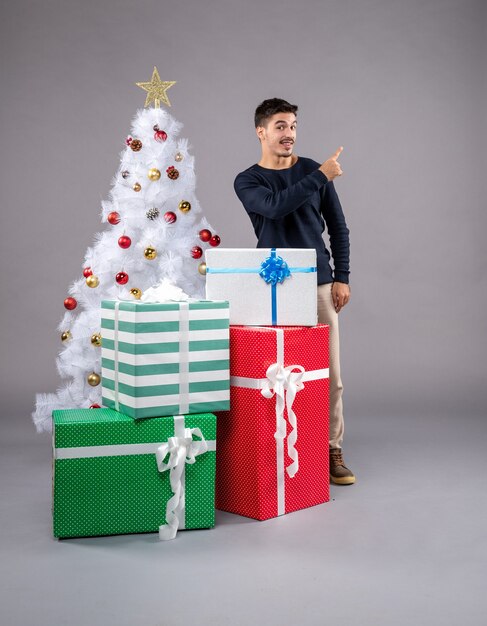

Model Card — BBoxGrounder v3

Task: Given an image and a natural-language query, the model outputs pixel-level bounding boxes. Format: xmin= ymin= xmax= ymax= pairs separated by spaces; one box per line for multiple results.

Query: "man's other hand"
xmin=331 ymin=281 xmax=350 ymax=313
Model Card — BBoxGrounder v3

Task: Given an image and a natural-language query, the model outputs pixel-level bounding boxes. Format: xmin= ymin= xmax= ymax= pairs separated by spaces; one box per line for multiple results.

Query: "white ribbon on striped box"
xmin=230 ymin=327 xmax=329 ymax=517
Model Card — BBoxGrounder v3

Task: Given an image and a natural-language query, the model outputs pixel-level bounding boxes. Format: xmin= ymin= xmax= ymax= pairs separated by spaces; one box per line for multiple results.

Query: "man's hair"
xmin=254 ymin=98 xmax=298 ymax=128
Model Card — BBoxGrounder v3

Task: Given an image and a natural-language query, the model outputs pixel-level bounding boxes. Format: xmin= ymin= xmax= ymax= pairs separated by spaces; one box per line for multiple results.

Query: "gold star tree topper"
xmin=136 ymin=67 xmax=176 ymax=108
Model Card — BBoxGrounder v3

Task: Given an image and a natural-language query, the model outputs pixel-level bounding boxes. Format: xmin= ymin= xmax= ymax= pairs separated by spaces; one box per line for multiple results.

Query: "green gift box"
xmin=52 ymin=408 xmax=216 ymax=540
xmin=100 ymin=299 xmax=230 ymax=419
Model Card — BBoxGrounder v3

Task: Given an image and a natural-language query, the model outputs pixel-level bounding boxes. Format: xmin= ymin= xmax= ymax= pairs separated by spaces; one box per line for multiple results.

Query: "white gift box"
xmin=205 ymin=248 xmax=317 ymax=326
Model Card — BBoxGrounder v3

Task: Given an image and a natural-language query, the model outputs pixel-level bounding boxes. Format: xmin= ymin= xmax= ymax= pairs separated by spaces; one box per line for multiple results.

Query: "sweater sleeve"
xmin=321 ymin=181 xmax=350 ymax=284
xmin=234 ymin=168 xmax=328 ymax=220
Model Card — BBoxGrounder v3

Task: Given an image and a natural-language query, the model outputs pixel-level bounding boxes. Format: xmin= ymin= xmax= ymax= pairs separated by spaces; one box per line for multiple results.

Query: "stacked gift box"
xmin=52 ymin=247 xmax=330 ymax=539
xmin=52 ymin=298 xmax=230 ymax=540
xmin=206 ymin=248 xmax=330 ymax=521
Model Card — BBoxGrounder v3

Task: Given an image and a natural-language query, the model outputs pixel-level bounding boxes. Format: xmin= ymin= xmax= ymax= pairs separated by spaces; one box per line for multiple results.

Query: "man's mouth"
xmin=280 ymin=140 xmax=293 ymax=149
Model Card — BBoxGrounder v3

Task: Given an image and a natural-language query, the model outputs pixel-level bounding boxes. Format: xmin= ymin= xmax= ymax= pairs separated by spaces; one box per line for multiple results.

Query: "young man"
xmin=234 ymin=98 xmax=355 ymax=485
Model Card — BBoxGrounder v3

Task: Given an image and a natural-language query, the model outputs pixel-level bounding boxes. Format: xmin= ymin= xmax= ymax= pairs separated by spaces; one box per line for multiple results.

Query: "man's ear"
xmin=256 ymin=126 xmax=265 ymax=142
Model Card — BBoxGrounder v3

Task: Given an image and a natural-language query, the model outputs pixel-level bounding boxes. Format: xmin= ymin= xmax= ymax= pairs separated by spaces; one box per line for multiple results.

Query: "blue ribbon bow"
xmin=259 ymin=253 xmax=291 ymax=286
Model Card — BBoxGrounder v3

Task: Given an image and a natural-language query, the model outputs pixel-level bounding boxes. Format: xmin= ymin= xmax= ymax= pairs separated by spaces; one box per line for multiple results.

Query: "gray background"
xmin=1 ymin=0 xmax=486 ymax=419
xmin=1 ymin=1 xmax=486 ymax=625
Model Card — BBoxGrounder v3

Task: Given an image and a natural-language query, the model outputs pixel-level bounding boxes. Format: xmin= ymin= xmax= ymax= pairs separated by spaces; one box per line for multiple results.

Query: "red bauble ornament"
xmin=118 ymin=235 xmax=132 ymax=249
xmin=154 ymin=129 xmax=168 ymax=142
xmin=64 ymin=297 xmax=77 ymax=310
xmin=83 ymin=267 xmax=93 ymax=278
xmin=125 ymin=136 xmax=133 ymax=146
xmin=209 ymin=235 xmax=221 ymax=247
xmin=199 ymin=229 xmax=212 ymax=242
xmin=116 ymin=271 xmax=129 ymax=285
xmin=89 ymin=404 xmax=101 ymax=409
xmin=164 ymin=211 xmax=177 ymax=224
xmin=191 ymin=246 xmax=203 ymax=259
xmin=107 ymin=211 xmax=120 ymax=225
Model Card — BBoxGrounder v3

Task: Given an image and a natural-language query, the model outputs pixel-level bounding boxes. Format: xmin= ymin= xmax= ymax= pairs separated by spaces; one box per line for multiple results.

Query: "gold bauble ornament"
xmin=130 ymin=287 xmax=142 ymax=300
xmin=91 ymin=333 xmax=102 ymax=347
xmin=198 ymin=262 xmax=207 ymax=275
xmin=148 ymin=168 xmax=161 ymax=181
xmin=133 ymin=182 xmax=142 ymax=192
xmin=175 ymin=152 xmax=183 ymax=162
xmin=87 ymin=372 xmax=101 ymax=386
xmin=86 ymin=274 xmax=99 ymax=288
xmin=179 ymin=200 xmax=191 ymax=213
xmin=61 ymin=330 xmax=72 ymax=342
xmin=144 ymin=246 xmax=157 ymax=260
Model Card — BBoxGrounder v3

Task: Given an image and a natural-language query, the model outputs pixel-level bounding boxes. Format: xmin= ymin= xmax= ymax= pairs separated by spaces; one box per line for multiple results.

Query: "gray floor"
xmin=1 ymin=410 xmax=486 ymax=626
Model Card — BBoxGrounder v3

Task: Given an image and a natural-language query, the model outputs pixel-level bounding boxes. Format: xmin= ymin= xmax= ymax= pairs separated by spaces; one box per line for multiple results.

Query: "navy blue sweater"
xmin=234 ymin=157 xmax=350 ymax=285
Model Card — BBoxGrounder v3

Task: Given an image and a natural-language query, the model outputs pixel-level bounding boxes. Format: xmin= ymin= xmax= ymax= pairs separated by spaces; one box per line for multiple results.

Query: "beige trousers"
xmin=317 ymin=283 xmax=344 ymax=449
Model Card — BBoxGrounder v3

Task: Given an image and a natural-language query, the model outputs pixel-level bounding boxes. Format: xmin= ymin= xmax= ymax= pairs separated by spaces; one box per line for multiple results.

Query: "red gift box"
xmin=216 ymin=324 xmax=330 ymax=520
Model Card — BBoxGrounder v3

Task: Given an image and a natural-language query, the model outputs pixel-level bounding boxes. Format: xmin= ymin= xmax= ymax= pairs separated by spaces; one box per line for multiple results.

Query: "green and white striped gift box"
xmin=101 ymin=300 xmax=230 ymax=419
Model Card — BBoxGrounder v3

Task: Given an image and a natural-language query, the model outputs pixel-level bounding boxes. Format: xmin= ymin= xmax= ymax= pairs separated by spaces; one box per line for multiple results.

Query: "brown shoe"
xmin=329 ymin=448 xmax=356 ymax=485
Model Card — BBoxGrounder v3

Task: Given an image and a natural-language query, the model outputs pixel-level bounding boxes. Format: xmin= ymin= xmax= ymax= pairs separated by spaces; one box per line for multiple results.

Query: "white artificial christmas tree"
xmin=33 ymin=68 xmax=222 ymax=432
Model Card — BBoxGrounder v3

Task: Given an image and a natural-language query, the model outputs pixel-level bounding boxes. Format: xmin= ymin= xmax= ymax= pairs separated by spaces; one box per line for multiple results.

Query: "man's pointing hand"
xmin=320 ymin=146 xmax=344 ymax=181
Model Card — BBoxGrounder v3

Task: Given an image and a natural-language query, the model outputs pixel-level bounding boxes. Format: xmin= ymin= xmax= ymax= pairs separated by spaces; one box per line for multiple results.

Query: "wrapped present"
xmin=101 ymin=299 xmax=230 ymax=419
xmin=205 ymin=248 xmax=317 ymax=326
xmin=52 ymin=408 xmax=216 ymax=540
xmin=215 ymin=325 xmax=329 ymax=521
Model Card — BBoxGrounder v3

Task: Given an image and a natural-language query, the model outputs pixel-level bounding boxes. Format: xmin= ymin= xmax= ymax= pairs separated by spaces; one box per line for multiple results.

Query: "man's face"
xmin=257 ymin=112 xmax=297 ymax=158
